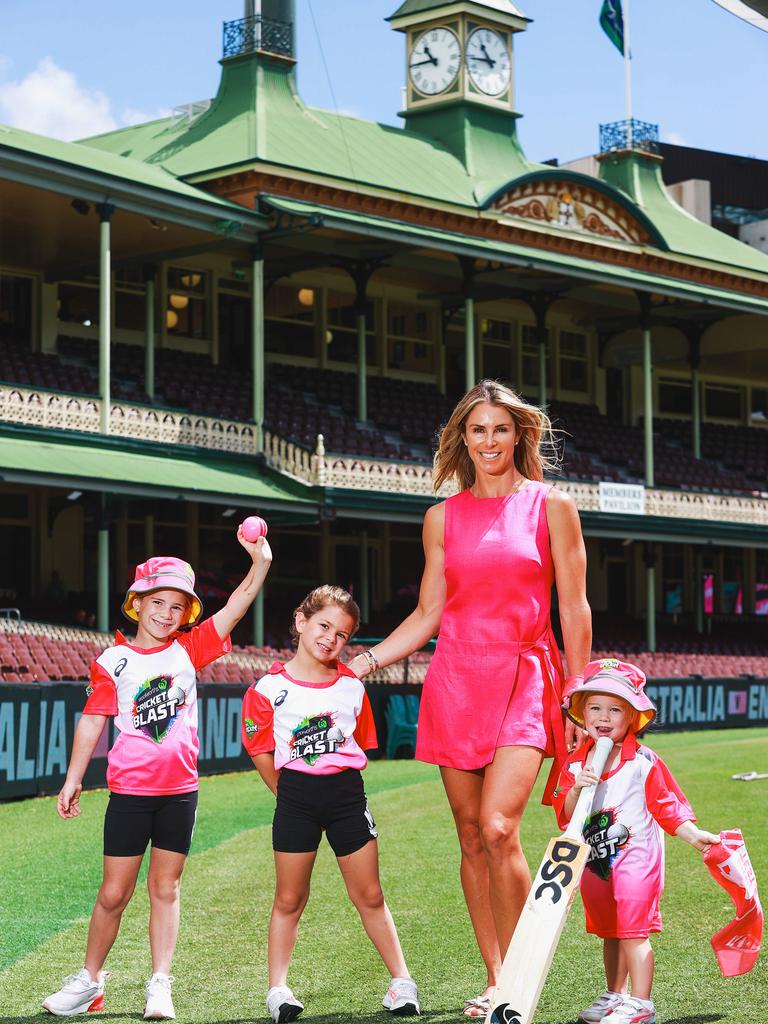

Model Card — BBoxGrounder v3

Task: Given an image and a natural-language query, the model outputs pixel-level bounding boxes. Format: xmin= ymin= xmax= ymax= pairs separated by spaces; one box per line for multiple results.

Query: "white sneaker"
xmin=579 ymin=990 xmax=624 ymax=1022
xmin=42 ymin=968 xmax=107 ymax=1016
xmin=602 ymin=997 xmax=656 ymax=1024
xmin=144 ymin=973 xmax=176 ymax=1020
xmin=382 ymin=977 xmax=421 ymax=1016
xmin=266 ymin=985 xmax=304 ymax=1024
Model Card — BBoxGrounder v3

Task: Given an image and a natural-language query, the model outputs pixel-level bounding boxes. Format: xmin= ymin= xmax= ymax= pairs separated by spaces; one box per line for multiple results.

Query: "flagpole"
xmin=623 ymin=0 xmax=633 ymax=147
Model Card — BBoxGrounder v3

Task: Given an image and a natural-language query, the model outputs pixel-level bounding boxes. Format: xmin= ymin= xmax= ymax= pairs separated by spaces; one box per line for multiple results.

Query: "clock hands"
xmin=468 ymin=43 xmax=497 ymax=68
xmin=410 ymin=45 xmax=438 ymax=69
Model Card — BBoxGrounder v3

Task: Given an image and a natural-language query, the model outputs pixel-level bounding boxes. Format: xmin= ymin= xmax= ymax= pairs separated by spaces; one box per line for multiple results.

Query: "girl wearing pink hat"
xmin=43 ymin=531 xmax=271 ymax=1021
xmin=552 ymin=659 xmax=720 ymax=1024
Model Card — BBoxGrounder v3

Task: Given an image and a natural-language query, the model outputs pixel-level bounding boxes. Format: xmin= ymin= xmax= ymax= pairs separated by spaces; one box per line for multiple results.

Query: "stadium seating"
xmin=3 ymin=339 xmax=768 ymax=491
xmin=2 ymin=619 xmax=767 ymax=685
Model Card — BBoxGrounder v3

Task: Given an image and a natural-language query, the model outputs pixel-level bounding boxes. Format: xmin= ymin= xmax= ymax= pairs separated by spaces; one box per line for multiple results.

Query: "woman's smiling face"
xmin=463 ymin=402 xmax=518 ymax=478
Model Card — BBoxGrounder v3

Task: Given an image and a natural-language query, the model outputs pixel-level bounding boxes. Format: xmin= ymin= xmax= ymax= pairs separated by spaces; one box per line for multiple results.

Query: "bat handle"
xmin=564 ymin=736 xmax=614 ymax=840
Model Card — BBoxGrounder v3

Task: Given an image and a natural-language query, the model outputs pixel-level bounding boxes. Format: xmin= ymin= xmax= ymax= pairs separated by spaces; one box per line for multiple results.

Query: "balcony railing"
xmin=222 ymin=15 xmax=293 ymax=59
xmin=3 ymin=381 xmax=768 ymax=527
xmin=599 ymin=119 xmax=660 ymax=155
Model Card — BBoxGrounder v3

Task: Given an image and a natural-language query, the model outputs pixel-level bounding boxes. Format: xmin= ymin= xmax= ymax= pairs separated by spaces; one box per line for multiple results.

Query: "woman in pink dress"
xmin=349 ymin=380 xmax=591 ymax=1017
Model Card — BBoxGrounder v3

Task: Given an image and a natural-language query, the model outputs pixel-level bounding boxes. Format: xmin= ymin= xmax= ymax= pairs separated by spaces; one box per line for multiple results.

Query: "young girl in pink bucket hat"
xmin=43 ymin=531 xmax=271 ymax=1021
xmin=552 ymin=658 xmax=721 ymax=1024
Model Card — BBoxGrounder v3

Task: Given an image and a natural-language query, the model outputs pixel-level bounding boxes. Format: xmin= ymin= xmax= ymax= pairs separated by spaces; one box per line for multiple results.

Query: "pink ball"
xmin=241 ymin=515 xmax=268 ymax=542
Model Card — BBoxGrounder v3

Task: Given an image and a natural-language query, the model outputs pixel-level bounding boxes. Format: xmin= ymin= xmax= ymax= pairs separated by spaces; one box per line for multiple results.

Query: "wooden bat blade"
xmin=488 ymin=835 xmax=590 ymax=1024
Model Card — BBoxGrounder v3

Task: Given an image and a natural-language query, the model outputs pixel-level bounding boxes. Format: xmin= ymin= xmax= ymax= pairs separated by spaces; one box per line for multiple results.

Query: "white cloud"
xmin=0 ymin=57 xmax=117 ymax=140
xmin=664 ymin=130 xmax=688 ymax=146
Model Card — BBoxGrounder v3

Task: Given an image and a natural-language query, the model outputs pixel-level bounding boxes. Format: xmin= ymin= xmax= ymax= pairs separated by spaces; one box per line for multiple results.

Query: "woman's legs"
xmin=440 ymin=765 xmax=499 ymax=998
xmin=146 ymin=847 xmax=188 ymax=975
xmin=268 ymin=851 xmax=317 ymax=989
xmin=84 ymin=855 xmax=143 ymax=978
xmin=337 ymin=840 xmax=409 ymax=979
xmin=620 ymin=937 xmax=654 ymax=1000
xmin=478 ymin=745 xmax=544 ymax=956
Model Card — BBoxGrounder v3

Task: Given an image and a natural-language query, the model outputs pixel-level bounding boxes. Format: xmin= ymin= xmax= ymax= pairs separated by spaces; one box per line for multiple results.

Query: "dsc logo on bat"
xmin=532 ymin=838 xmax=582 ymax=903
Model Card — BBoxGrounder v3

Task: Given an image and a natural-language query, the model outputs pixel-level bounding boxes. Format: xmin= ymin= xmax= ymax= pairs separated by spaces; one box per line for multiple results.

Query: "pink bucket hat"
xmin=567 ymin=657 xmax=656 ymax=733
xmin=122 ymin=556 xmax=203 ymax=625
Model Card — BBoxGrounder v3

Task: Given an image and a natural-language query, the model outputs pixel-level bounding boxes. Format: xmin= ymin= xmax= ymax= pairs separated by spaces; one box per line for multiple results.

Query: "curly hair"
xmin=433 ymin=379 xmax=559 ymax=492
xmin=289 ymin=585 xmax=361 ymax=645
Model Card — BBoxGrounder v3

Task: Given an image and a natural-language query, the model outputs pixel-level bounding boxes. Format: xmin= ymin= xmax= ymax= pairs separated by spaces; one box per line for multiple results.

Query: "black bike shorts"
xmin=272 ymin=768 xmax=378 ymax=857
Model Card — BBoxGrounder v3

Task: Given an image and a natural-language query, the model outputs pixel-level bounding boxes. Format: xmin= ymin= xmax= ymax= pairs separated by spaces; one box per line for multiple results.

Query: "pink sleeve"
xmin=83 ymin=662 xmax=117 ymax=716
xmin=353 ymin=691 xmax=378 ymax=752
xmin=177 ymin=617 xmax=232 ymax=670
xmin=551 ymin=763 xmax=578 ymax=830
xmin=645 ymin=754 xmax=696 ymax=835
xmin=242 ymin=686 xmax=275 ymax=756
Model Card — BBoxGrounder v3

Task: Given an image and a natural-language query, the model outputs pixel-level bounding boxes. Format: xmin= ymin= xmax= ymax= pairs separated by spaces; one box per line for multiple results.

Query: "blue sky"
xmin=0 ymin=0 xmax=765 ymax=162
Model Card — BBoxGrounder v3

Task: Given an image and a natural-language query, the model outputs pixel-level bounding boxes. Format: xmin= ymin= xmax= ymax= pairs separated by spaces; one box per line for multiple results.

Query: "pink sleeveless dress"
xmin=416 ymin=482 xmax=567 ymax=773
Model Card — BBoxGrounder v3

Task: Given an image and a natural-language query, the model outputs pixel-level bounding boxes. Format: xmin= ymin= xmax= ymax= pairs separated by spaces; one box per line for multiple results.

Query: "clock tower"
xmin=388 ymin=1 xmax=530 ymax=182
xmin=389 ymin=1 xmax=528 ymax=116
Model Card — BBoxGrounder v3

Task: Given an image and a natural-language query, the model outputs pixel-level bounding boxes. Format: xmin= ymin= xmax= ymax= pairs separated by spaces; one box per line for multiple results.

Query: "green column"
xmin=97 ymin=496 xmax=109 ymax=633
xmin=692 ymin=366 xmax=701 ymax=460
xmin=644 ymin=542 xmax=656 ymax=654
xmin=98 ymin=204 xmax=114 ymax=434
xmin=252 ymin=244 xmax=265 ymax=451
xmin=643 ymin=324 xmax=654 ymax=487
xmin=144 ymin=268 xmax=156 ymax=400
xmin=538 ymin=340 xmax=547 ymax=408
xmin=357 ymin=311 xmax=367 ymax=422
xmin=253 ymin=588 xmax=264 ymax=647
xmin=144 ymin=514 xmax=154 ymax=558
xmin=360 ymin=530 xmax=370 ymax=624
xmin=465 ymin=295 xmax=476 ymax=391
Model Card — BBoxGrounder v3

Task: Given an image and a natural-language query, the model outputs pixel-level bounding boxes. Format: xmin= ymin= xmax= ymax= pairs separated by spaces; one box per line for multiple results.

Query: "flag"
xmin=703 ymin=829 xmax=763 ymax=977
xmin=600 ymin=0 xmax=625 ymax=54
xmin=712 ymin=1 xmax=768 ymax=34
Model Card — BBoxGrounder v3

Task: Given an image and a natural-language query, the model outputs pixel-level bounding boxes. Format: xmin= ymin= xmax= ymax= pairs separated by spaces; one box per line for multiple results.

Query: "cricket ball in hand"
xmin=241 ymin=515 xmax=268 ymax=542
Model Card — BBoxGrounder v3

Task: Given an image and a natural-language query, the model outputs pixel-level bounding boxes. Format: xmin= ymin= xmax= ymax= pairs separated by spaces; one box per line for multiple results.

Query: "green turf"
xmin=2 ymin=730 xmax=765 ymax=1023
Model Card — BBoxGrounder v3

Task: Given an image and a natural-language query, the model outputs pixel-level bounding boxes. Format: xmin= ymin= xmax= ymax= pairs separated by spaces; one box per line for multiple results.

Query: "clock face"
xmin=409 ymin=26 xmax=461 ymax=96
xmin=465 ymin=27 xmax=511 ymax=96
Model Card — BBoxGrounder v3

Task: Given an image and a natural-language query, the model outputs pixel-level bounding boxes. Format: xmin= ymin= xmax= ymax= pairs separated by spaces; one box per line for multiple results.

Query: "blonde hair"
xmin=290 ymin=585 xmax=361 ymax=645
xmin=433 ymin=380 xmax=559 ymax=492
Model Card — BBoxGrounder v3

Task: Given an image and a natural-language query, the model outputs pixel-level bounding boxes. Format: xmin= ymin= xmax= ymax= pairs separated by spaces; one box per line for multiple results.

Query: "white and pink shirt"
xmin=552 ymin=734 xmax=695 ymax=938
xmin=241 ymin=661 xmax=377 ymax=775
xmin=84 ymin=618 xmax=230 ymax=795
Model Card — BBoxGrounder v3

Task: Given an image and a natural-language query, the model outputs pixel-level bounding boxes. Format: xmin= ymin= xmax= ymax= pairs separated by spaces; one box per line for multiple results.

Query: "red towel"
xmin=703 ymin=829 xmax=763 ymax=977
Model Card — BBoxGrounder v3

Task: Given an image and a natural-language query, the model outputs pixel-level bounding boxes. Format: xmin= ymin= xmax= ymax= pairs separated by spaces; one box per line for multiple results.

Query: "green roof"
xmin=79 ymin=37 xmax=768 ymax=288
xmin=83 ymin=59 xmax=493 ymax=207
xmin=0 ymin=428 xmax=315 ymax=509
xmin=0 ymin=121 xmax=267 ymax=236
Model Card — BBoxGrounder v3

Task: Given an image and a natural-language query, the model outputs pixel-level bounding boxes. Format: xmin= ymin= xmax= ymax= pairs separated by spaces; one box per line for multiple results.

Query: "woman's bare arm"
xmin=349 ymin=501 xmax=447 ymax=676
xmin=547 ymin=488 xmax=592 ymax=745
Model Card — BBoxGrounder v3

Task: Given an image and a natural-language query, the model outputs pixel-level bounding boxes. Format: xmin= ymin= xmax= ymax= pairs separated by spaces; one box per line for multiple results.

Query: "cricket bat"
xmin=487 ymin=735 xmax=614 ymax=1024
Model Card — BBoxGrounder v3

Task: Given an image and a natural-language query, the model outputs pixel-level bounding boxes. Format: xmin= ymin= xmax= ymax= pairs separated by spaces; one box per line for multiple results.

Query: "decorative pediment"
xmin=491 ymin=178 xmax=652 ymax=244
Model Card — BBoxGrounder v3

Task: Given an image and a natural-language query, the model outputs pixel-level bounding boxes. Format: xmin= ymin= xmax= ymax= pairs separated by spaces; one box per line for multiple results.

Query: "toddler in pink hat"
xmin=43 ymin=527 xmax=272 ymax=1020
xmin=552 ymin=658 xmax=721 ymax=1024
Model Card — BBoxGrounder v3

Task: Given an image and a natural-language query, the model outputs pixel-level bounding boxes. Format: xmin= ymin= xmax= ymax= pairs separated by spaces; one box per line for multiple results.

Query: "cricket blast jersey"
xmin=241 ymin=661 xmax=377 ymax=774
xmin=83 ymin=618 xmax=231 ymax=795
xmin=552 ymin=734 xmax=695 ymax=938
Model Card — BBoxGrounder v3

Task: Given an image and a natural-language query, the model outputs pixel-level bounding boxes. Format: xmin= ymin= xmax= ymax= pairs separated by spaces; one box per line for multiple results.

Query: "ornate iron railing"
xmin=599 ymin=119 xmax=660 ymax=155
xmin=3 ymin=383 xmax=768 ymax=525
xmin=222 ymin=15 xmax=293 ymax=59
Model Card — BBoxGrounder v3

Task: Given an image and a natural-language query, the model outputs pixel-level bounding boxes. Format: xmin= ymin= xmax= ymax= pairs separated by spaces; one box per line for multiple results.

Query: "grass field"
xmin=1 ymin=729 xmax=766 ymax=1024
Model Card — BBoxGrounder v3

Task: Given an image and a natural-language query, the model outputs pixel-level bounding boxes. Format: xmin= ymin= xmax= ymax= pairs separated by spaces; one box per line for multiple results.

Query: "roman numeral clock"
xmin=389 ymin=1 xmax=529 ymax=115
